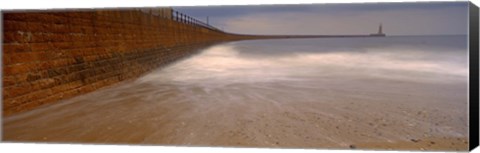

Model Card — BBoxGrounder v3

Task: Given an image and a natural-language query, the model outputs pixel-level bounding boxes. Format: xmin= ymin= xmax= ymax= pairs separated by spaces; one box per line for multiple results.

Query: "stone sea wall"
xmin=2 ymin=8 xmax=248 ymax=116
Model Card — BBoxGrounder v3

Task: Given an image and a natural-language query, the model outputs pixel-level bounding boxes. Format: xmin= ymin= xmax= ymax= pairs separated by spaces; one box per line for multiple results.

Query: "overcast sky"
xmin=173 ymin=2 xmax=468 ymax=36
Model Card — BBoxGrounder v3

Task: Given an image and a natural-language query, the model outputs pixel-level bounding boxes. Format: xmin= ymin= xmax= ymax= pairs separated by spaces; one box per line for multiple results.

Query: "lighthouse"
xmin=378 ymin=24 xmax=383 ymax=34
xmin=370 ymin=23 xmax=386 ymax=37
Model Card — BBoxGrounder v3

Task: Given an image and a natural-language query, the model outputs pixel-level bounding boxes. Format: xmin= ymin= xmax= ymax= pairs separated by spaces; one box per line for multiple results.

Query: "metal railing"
xmin=171 ymin=10 xmax=220 ymax=32
xmin=137 ymin=8 xmax=222 ymax=33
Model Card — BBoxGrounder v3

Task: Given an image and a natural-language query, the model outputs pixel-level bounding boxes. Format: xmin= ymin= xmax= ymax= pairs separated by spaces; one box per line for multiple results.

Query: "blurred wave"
xmin=138 ymin=35 xmax=468 ymax=86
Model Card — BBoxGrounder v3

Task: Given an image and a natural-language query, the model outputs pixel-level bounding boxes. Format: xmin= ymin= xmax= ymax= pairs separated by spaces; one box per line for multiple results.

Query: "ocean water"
xmin=140 ymin=35 xmax=468 ymax=86
xmin=4 ymin=35 xmax=469 ymax=149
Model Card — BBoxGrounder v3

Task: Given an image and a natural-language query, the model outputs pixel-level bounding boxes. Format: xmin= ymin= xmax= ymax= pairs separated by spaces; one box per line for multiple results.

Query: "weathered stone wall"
xmin=2 ymin=8 xmax=245 ymax=116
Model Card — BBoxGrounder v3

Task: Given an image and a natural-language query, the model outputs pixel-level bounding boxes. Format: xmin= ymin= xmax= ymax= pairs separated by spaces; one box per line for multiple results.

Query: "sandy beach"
xmin=3 ymin=37 xmax=469 ymax=151
xmin=3 ymin=77 xmax=468 ymax=151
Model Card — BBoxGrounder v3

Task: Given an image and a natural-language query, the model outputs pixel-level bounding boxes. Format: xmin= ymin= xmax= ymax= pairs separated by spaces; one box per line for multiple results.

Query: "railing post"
xmin=180 ymin=13 xmax=183 ymax=23
xmin=183 ymin=14 xmax=186 ymax=23
xmin=175 ymin=11 xmax=178 ymax=21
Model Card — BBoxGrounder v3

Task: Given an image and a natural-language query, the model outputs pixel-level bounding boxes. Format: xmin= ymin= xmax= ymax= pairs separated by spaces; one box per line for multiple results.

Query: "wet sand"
xmin=2 ymin=78 xmax=468 ymax=151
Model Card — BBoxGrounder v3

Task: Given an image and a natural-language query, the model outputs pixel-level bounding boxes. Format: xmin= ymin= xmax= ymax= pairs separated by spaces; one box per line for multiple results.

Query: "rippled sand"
xmin=3 ymin=37 xmax=469 ymax=151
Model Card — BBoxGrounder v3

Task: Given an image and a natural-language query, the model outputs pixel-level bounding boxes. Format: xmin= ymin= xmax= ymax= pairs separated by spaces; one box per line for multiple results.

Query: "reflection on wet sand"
xmin=3 ymin=36 xmax=469 ymax=151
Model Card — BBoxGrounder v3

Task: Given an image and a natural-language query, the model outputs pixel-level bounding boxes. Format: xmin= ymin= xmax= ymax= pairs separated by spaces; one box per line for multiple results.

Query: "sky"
xmin=173 ymin=2 xmax=469 ymax=36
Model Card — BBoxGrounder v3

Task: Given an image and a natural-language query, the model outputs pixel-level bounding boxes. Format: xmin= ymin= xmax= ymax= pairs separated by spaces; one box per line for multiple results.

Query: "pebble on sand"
xmin=410 ymin=139 xmax=421 ymax=143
